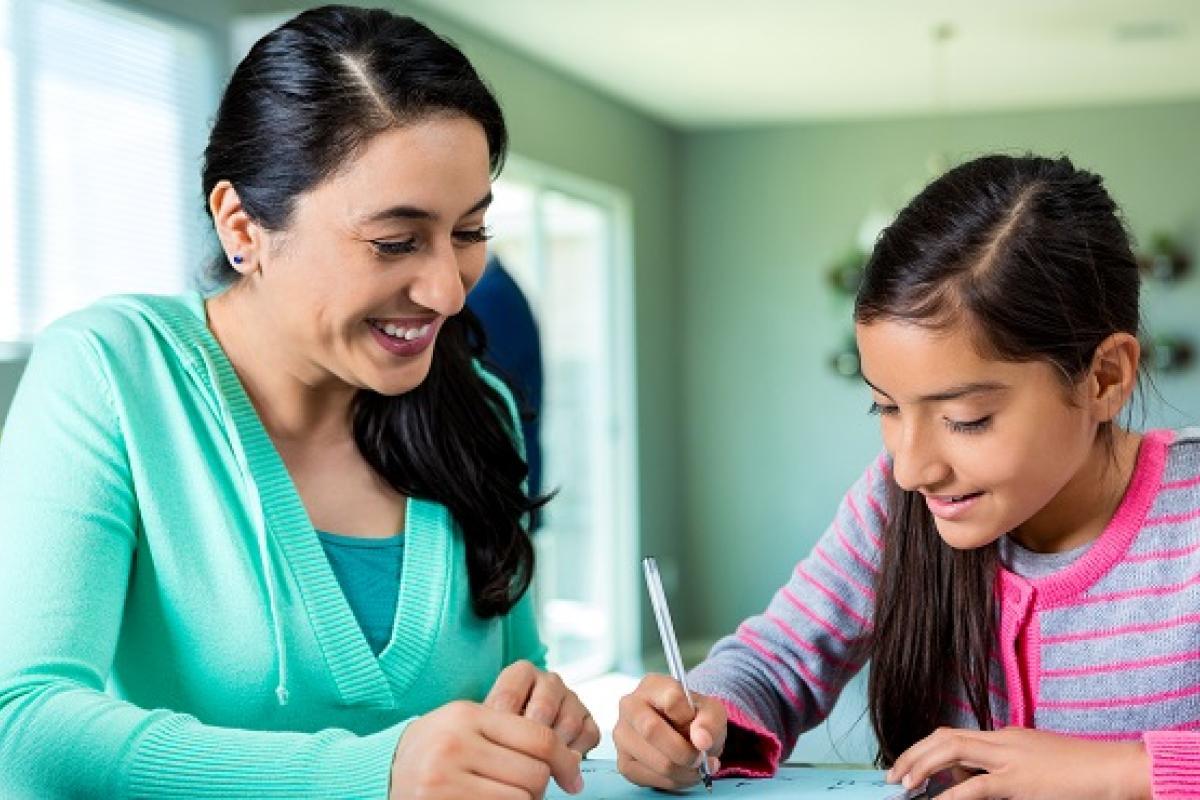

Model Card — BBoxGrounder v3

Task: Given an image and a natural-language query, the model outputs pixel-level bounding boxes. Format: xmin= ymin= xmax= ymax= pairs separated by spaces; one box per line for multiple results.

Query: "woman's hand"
xmin=887 ymin=726 xmax=1152 ymax=800
xmin=484 ymin=660 xmax=601 ymax=755
xmin=389 ymin=700 xmax=583 ymax=799
xmin=612 ymin=673 xmax=726 ymax=791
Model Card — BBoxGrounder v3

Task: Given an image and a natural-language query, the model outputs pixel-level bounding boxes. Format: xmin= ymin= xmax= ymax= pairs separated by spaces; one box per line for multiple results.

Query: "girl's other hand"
xmin=886 ymin=726 xmax=1152 ymax=800
xmin=612 ymin=673 xmax=727 ymax=790
xmin=389 ymin=700 xmax=584 ymax=799
xmin=484 ymin=660 xmax=601 ymax=755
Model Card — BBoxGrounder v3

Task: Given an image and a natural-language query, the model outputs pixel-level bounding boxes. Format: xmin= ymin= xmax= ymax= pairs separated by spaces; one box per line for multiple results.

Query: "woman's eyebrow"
xmin=358 ymin=191 xmax=493 ymax=225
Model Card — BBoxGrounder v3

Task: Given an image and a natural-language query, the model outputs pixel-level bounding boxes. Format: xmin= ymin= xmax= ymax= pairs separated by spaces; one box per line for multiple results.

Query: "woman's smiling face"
xmin=249 ymin=115 xmax=493 ymax=397
xmin=856 ymin=317 xmax=1101 ymax=552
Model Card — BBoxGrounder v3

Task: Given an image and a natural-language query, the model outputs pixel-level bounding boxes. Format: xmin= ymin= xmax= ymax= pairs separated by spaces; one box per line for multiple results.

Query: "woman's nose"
xmin=408 ymin=244 xmax=468 ymax=316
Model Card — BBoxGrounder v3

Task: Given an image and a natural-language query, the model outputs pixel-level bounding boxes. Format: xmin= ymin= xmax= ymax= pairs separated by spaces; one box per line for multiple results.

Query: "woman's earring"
xmin=232 ymin=254 xmax=244 ymax=265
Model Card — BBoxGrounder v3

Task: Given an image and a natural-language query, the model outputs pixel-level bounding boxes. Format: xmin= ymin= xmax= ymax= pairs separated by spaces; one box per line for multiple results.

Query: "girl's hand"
xmin=887 ymin=726 xmax=1152 ymax=800
xmin=612 ymin=673 xmax=726 ymax=791
xmin=389 ymin=700 xmax=583 ymax=799
xmin=484 ymin=660 xmax=601 ymax=755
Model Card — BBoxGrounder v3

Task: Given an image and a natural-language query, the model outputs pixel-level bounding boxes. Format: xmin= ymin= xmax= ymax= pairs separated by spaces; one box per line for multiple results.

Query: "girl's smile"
xmin=922 ymin=490 xmax=985 ymax=521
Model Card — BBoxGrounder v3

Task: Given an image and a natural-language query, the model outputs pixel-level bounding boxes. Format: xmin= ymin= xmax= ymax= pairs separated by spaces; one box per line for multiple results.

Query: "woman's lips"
xmin=366 ymin=317 xmax=440 ymax=357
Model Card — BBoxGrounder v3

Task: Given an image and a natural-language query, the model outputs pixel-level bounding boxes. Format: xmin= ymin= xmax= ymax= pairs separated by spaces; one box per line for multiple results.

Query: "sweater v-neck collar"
xmin=130 ymin=292 xmax=453 ymax=707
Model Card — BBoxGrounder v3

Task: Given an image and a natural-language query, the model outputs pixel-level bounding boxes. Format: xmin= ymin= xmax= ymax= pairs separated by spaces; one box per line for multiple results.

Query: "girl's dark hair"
xmin=855 ymin=154 xmax=1140 ymax=764
xmin=202 ymin=5 xmax=541 ymax=618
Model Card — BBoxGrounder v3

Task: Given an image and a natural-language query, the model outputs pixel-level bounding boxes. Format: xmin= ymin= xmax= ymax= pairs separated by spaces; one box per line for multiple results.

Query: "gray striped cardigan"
xmin=688 ymin=428 xmax=1200 ymax=798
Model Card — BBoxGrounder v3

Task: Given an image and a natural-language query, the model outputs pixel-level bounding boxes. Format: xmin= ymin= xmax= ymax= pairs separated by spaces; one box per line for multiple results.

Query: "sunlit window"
xmin=0 ymin=0 xmax=218 ymax=345
xmin=0 ymin=0 xmax=17 ymax=329
xmin=486 ymin=161 xmax=639 ymax=683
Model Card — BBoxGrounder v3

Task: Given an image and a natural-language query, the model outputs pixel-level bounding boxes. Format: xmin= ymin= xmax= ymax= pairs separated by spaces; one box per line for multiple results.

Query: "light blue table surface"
xmin=547 ymin=760 xmax=919 ymax=799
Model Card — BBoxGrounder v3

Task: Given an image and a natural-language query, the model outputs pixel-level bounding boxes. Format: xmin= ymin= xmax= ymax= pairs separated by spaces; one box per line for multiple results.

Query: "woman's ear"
xmin=209 ymin=180 xmax=264 ymax=276
xmin=1087 ymin=332 xmax=1141 ymax=423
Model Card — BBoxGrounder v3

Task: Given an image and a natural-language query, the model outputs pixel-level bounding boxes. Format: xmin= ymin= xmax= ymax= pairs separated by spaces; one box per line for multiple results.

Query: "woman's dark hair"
xmin=202 ymin=5 xmax=542 ymax=618
xmin=855 ymin=154 xmax=1141 ymax=764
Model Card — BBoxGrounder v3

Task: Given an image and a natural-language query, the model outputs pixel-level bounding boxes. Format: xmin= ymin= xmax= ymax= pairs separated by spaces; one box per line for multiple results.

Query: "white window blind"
xmin=1 ymin=0 xmax=218 ymax=345
xmin=1 ymin=0 xmax=17 ymax=330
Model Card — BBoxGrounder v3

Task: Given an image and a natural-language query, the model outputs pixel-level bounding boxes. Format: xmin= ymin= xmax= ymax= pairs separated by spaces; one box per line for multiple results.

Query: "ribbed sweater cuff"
xmin=125 ymin=715 xmax=409 ymax=798
xmin=1144 ymin=730 xmax=1200 ymax=799
xmin=714 ymin=699 xmax=782 ymax=779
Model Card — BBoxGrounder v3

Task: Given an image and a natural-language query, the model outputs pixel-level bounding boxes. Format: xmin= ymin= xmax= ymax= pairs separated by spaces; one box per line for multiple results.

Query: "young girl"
xmin=615 ymin=154 xmax=1199 ymax=799
xmin=0 ymin=6 xmax=595 ymax=798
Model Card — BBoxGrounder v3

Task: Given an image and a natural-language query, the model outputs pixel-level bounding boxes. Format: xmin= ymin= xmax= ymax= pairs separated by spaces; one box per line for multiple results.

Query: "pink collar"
xmin=998 ymin=429 xmax=1174 ymax=609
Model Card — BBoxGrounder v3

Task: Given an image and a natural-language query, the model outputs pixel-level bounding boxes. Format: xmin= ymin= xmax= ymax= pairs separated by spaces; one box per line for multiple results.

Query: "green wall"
xmin=679 ymin=99 xmax=1200 ymax=643
xmin=0 ymin=362 xmax=23 ymax=428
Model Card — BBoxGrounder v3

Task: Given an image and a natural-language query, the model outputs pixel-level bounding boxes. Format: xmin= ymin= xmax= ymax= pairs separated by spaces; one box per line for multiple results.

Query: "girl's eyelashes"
xmin=946 ymin=415 xmax=993 ymax=434
xmin=869 ymin=401 xmax=992 ymax=435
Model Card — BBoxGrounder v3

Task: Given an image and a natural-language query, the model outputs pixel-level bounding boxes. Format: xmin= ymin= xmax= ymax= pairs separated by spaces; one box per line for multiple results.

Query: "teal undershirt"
xmin=316 ymin=531 xmax=404 ymax=656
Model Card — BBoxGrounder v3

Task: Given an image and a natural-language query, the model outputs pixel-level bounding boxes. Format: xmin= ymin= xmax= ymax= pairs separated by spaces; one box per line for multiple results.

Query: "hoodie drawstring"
xmin=199 ymin=349 xmax=290 ymax=707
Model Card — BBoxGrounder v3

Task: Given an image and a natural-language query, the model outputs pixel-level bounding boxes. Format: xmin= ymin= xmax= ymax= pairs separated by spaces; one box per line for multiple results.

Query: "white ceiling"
xmin=408 ymin=0 xmax=1200 ymax=129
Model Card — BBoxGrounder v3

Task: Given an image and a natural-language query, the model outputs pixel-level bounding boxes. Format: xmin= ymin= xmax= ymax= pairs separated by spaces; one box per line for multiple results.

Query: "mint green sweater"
xmin=0 ymin=294 xmax=546 ymax=798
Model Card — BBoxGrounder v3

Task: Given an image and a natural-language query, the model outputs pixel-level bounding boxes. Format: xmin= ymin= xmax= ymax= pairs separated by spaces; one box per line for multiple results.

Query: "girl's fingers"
xmin=937 ymin=771 xmax=1001 ymax=800
xmin=644 ymin=677 xmax=700 ymax=729
xmin=888 ymin=728 xmax=939 ymax=781
xmin=615 ymin=745 xmax=703 ymax=791
xmin=690 ymin=695 xmax=727 ymax=755
xmin=892 ymin=729 xmax=999 ymax=791
xmin=612 ymin=716 xmax=702 ymax=785
xmin=612 ymin=717 xmax=672 ymax=775
xmin=615 ymin=677 xmax=718 ymax=787
xmin=888 ymin=728 xmax=957 ymax=783
xmin=618 ymin=694 xmax=700 ymax=768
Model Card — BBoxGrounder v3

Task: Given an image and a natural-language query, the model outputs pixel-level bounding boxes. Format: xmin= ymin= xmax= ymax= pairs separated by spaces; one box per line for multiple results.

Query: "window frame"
xmin=493 ymin=152 xmax=642 ymax=680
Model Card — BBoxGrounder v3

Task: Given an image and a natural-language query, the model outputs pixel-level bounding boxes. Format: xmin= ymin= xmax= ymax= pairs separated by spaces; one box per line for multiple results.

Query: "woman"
xmin=0 ymin=6 xmax=596 ymax=798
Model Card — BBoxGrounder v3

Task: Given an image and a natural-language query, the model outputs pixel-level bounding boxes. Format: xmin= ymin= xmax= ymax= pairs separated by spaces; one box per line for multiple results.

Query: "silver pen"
xmin=643 ymin=557 xmax=714 ymax=792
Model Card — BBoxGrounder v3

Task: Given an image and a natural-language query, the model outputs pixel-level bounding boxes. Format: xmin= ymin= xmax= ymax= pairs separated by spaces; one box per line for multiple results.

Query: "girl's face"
xmin=856 ymin=318 xmax=1105 ymax=552
xmin=249 ymin=115 xmax=493 ymax=397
